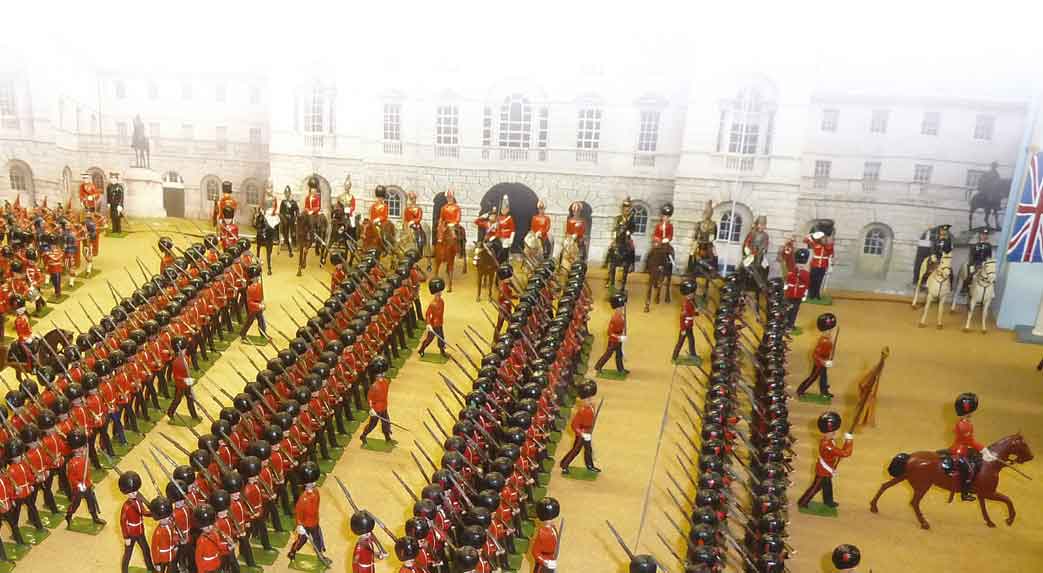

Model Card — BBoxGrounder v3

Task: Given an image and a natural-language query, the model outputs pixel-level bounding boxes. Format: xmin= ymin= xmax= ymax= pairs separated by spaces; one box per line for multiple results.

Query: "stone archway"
xmin=480 ymin=182 xmax=538 ymax=251
xmin=6 ymin=159 xmax=35 ymax=206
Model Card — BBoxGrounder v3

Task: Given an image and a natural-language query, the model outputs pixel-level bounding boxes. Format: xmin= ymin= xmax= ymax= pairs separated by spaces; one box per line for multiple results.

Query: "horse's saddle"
xmin=937 ymin=449 xmax=982 ymax=477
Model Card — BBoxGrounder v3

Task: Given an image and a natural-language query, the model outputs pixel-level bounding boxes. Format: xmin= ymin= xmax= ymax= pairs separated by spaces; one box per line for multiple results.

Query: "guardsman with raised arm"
xmin=593 ymin=292 xmax=628 ymax=376
xmin=559 ymin=380 xmax=600 ymax=475
xmin=784 ymin=248 xmax=811 ymax=331
xmin=797 ymin=411 xmax=853 ymax=509
xmin=672 ymin=279 xmax=699 ymax=362
xmin=951 ymin=392 xmax=984 ymax=502
xmin=417 ymin=278 xmax=446 ymax=358
xmin=796 ymin=313 xmax=836 ymax=398
xmin=530 ymin=497 xmax=559 ymax=573
xmin=530 ymin=200 xmax=552 ymax=257
xmin=805 ymin=221 xmax=835 ymax=301
xmin=118 ymin=471 xmax=155 ymax=573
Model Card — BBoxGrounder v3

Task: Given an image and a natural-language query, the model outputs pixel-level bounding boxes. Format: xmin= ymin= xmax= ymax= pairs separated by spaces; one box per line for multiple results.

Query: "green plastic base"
xmin=79 ymin=268 xmax=102 ymax=279
xmin=91 ymin=468 xmax=109 ymax=484
xmin=288 ymin=554 xmax=331 ymax=571
xmin=165 ymin=415 xmax=203 ymax=428
xmin=596 ymin=370 xmax=629 ymax=381
xmin=248 ymin=546 xmax=280 ymax=566
xmin=240 ymin=334 xmax=270 ymax=346
xmin=798 ymin=501 xmax=839 ymax=518
xmin=804 ymin=295 xmax=833 ymax=306
xmin=561 ymin=467 xmax=600 ymax=481
xmin=672 ymin=355 xmax=702 ymax=366
xmin=66 ymin=516 xmax=106 ymax=535
xmin=106 ymin=231 xmax=129 ymax=238
xmin=418 ymin=353 xmax=450 ymax=364
xmin=32 ymin=306 xmax=54 ymax=319
xmin=1 ymin=542 xmax=29 ymax=561
xmin=505 ymin=552 xmax=524 ymax=570
xmin=39 ymin=511 xmax=65 ymax=529
xmin=790 ymin=326 xmax=803 ymax=336
xmin=360 ymin=438 xmax=396 ymax=452
xmin=267 ymin=530 xmax=291 ymax=548
xmin=48 ymin=293 xmax=70 ymax=304
xmin=17 ymin=527 xmax=49 ymax=545
xmin=63 ymin=280 xmax=83 ymax=292
xmin=797 ymin=393 xmax=833 ymax=405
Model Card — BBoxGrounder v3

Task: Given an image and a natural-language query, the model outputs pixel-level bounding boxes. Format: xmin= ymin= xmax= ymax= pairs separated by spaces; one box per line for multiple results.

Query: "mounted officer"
xmin=688 ymin=200 xmax=718 ymax=274
xmin=951 ymin=392 xmax=983 ymax=501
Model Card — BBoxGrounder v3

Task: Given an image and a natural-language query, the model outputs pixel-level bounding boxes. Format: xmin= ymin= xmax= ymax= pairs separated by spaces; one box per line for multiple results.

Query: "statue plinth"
xmin=123 ymin=167 xmax=166 ymax=218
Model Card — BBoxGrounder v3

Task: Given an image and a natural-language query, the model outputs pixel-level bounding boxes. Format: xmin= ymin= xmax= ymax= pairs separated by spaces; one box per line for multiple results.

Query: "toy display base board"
xmin=798 ymin=501 xmax=838 ymax=518
xmin=418 ymin=352 xmax=450 ymax=364
xmin=797 ymin=393 xmax=833 ymax=404
xmin=804 ymin=295 xmax=833 ymax=306
xmin=596 ymin=370 xmax=628 ymax=380
xmin=561 ymin=467 xmax=600 ymax=481
xmin=672 ymin=355 xmax=702 ymax=366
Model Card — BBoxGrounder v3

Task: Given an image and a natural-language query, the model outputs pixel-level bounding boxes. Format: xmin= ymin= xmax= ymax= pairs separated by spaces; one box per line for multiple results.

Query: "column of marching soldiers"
xmin=613 ymin=274 xmax=797 ymax=573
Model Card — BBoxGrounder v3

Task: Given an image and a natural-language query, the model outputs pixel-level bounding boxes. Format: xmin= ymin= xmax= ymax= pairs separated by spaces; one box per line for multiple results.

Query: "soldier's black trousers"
xmin=672 ymin=327 xmax=695 ymax=360
xmin=594 ymin=341 xmax=625 ymax=372
xmin=786 ymin=299 xmax=801 ymax=330
xmin=66 ymin=487 xmax=101 ymax=521
xmin=121 ymin=534 xmax=154 ymax=573
xmin=240 ymin=311 xmax=268 ymax=339
xmin=559 ymin=435 xmax=594 ymax=470
xmin=797 ymin=475 xmax=834 ymax=507
xmin=167 ymin=387 xmax=199 ymax=419
xmin=360 ymin=410 xmax=392 ymax=442
xmin=110 ymin=207 xmax=122 ymax=233
xmin=796 ymin=365 xmax=829 ymax=396
xmin=809 ymin=267 xmax=827 ymax=299
xmin=418 ymin=326 xmax=446 ymax=354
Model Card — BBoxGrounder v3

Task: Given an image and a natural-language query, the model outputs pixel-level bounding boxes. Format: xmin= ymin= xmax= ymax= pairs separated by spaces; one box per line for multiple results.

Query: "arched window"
xmin=202 ymin=176 xmax=221 ymax=201
xmin=631 ymin=203 xmax=649 ymax=235
xmin=863 ymin=228 xmax=887 ymax=255
xmin=62 ymin=166 xmax=73 ymax=198
xmin=386 ymin=189 xmax=403 ymax=219
xmin=715 ymin=80 xmax=778 ymax=158
xmin=719 ymin=212 xmax=744 ymax=243
xmin=243 ymin=181 xmax=260 ymax=205
xmin=8 ymin=164 xmax=29 ymax=192
xmin=499 ymin=94 xmax=532 ymax=148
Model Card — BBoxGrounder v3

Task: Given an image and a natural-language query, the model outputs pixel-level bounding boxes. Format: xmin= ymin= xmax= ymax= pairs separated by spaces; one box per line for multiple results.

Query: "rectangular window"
xmin=307 ymin=90 xmax=324 ymax=133
xmin=914 ymin=164 xmax=933 ymax=184
xmin=115 ymin=80 xmax=126 ymax=99
xmin=966 ymin=169 xmax=985 ymax=189
xmin=537 ymin=107 xmax=549 ymax=160
xmin=728 ymin=122 xmax=759 ymax=155
xmin=216 ymin=126 xmax=228 ymax=151
xmin=870 ymin=109 xmax=890 ymax=133
xmin=117 ymin=122 xmax=128 ymax=144
xmin=149 ymin=122 xmax=160 ymax=139
xmin=249 ymin=127 xmax=262 ymax=145
xmin=921 ymin=111 xmax=940 ymax=135
xmin=250 ymin=85 xmax=261 ymax=105
xmin=436 ymin=105 xmax=459 ymax=145
xmin=148 ymin=81 xmax=158 ymax=100
xmin=9 ymin=171 xmax=26 ymax=191
xmin=576 ymin=108 xmax=601 ymax=162
xmin=974 ymin=114 xmax=995 ymax=140
xmin=383 ymin=103 xmax=401 ymax=141
xmin=182 ymin=81 xmax=192 ymax=100
xmin=182 ymin=123 xmax=194 ymax=140
xmin=0 ymin=80 xmax=17 ymax=128
xmin=863 ymin=161 xmax=882 ymax=190
xmin=821 ymin=109 xmax=839 ymax=132
xmin=637 ymin=110 xmax=660 ymax=153
xmin=216 ymin=83 xmax=226 ymax=103
xmin=814 ymin=160 xmax=831 ymax=188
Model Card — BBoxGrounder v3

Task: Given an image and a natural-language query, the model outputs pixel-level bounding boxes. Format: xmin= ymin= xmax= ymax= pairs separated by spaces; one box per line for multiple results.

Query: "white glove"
xmin=844 ymin=433 xmax=854 ymax=440
xmin=260 ymin=303 xmax=266 ymax=310
xmin=824 ymin=360 xmax=833 ymax=368
xmin=184 ymin=378 xmax=195 ymax=387
xmin=296 ymin=525 xmax=307 ymax=536
xmin=78 ymin=483 xmax=87 ymax=492
xmin=618 ymin=335 xmax=627 ymax=343
xmin=502 ymin=237 xmax=512 ymax=247
xmin=369 ymin=409 xmax=377 ymax=417
xmin=426 ymin=325 xmax=434 ymax=333
xmin=124 ymin=539 xmax=132 ymax=547
xmin=117 ymin=205 xmax=124 ymax=215
xmin=27 ymin=336 xmax=36 ymax=344
xmin=663 ymin=238 xmax=671 ymax=244
xmin=543 ymin=560 xmax=557 ymax=569
xmin=581 ymin=433 xmax=592 ymax=441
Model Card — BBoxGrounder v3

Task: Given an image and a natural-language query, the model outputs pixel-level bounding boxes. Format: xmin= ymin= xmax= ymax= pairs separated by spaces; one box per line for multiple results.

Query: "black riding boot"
xmin=959 ymin=458 xmax=975 ymax=501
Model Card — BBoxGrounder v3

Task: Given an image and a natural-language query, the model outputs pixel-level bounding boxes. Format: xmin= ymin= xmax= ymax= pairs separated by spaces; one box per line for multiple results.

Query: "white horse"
xmin=962 ymin=258 xmax=996 ymax=333
xmin=912 ymin=253 xmax=953 ymax=328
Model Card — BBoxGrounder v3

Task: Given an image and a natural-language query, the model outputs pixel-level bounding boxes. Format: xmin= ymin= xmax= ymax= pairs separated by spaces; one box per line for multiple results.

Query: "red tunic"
xmin=679 ymin=298 xmax=697 ymax=330
xmin=812 ymin=335 xmax=832 ymax=367
xmin=151 ymin=522 xmax=177 ymax=564
xmin=530 ymin=214 xmax=551 ymax=239
xmin=195 ymin=529 xmax=225 ymax=573
xmin=565 ymin=217 xmax=585 ymax=239
xmin=14 ymin=314 xmax=32 ymax=343
xmin=121 ymin=496 xmax=149 ymax=538
xmin=784 ymin=268 xmax=810 ymax=300
xmin=370 ymin=201 xmax=388 ymax=224
xmin=66 ymin=454 xmax=92 ymax=491
xmin=439 ymin=204 xmax=461 ymax=226
xmin=495 ymin=215 xmax=515 ymax=239
xmin=571 ymin=404 xmax=594 ymax=435
xmin=404 ymin=205 xmax=423 ymax=227
xmin=295 ymin=488 xmax=320 ymax=527
xmin=530 ymin=523 xmax=558 ymax=567
xmin=815 ymin=436 xmax=853 ymax=477
xmin=304 ymin=193 xmax=322 ymax=215
xmin=79 ymin=183 xmax=101 ymax=209
xmin=246 ymin=282 xmax=264 ymax=314
xmin=607 ymin=311 xmax=625 ymax=344
xmin=353 ymin=534 xmax=379 ymax=572
xmin=368 ymin=377 xmax=389 ymax=413
xmin=215 ymin=195 xmax=238 ymax=220
xmin=424 ymin=297 xmax=444 ymax=327
xmin=652 ymin=220 xmax=674 ymax=244
xmin=950 ymin=418 xmax=984 ymax=457
xmin=806 ymin=238 xmax=834 ymax=270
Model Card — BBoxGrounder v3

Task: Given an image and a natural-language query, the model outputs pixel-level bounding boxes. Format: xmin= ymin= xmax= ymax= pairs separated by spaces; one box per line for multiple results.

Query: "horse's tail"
xmin=888 ymin=453 xmax=911 ymax=477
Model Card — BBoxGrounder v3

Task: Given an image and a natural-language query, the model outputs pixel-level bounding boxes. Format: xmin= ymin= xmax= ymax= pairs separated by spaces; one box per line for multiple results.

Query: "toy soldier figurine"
xmin=213 ymin=180 xmax=238 ymax=227
xmin=610 ymin=197 xmax=636 ymax=254
xmin=64 ymin=429 xmax=105 ymax=526
xmin=672 ymin=280 xmax=698 ymax=361
xmin=494 ymin=264 xmax=515 ymax=338
xmin=796 ymin=313 xmax=837 ymax=398
xmin=240 ymin=264 xmax=269 ymax=342
xmin=79 ymin=173 xmax=102 ymax=214
xmin=279 ymin=186 xmax=300 ymax=255
xmin=350 ymin=509 xmax=388 ymax=572
xmin=832 ymin=544 xmax=861 ymax=571
xmin=564 ymin=201 xmax=586 ymax=257
xmin=805 ymin=221 xmax=835 ymax=301
xmin=107 ymin=172 xmax=125 ymax=233
xmin=530 ymin=200 xmax=552 ymax=257
xmin=915 ymin=224 xmax=952 ymax=284
xmin=359 ymin=357 xmax=393 ymax=446
xmin=10 ymin=294 xmax=34 ymax=369
xmin=166 ymin=336 xmax=200 ymax=421
xmin=119 ymin=471 xmax=155 ymax=573
xmin=784 ymin=249 xmax=811 ymax=331
xmin=149 ymin=496 xmax=177 ymax=573
xmin=440 ymin=189 xmax=461 ymax=229
xmin=395 ymin=536 xmax=422 ymax=573
xmin=286 ymin=462 xmax=333 ymax=566
xmin=776 ymin=234 xmax=797 ymax=278
xmin=689 ymin=200 xmax=718 ymax=264
xmin=193 ymin=504 xmax=224 ymax=573
xmin=530 ymin=497 xmax=560 ymax=573
xmin=342 ymin=175 xmax=357 ymax=229
xmin=418 ymin=278 xmax=446 ymax=358
xmin=951 ymin=392 xmax=983 ymax=501
xmin=740 ymin=215 xmax=769 ymax=285
xmin=967 ymin=229 xmax=993 ymax=286
xmin=652 ymin=203 xmax=674 ymax=247
xmin=492 ymin=195 xmax=516 ymax=264
xmin=594 ymin=292 xmax=628 ymax=375
xmin=560 ymin=380 xmax=600 ymax=475
xmin=371 ymin=185 xmax=389 ymax=226
xmin=797 ymin=411 xmax=853 ymax=509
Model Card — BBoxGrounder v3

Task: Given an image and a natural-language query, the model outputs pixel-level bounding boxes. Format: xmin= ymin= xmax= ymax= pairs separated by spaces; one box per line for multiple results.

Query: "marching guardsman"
xmin=280 ymin=185 xmax=300 ymax=254
xmin=304 ymin=177 xmax=323 ymax=218
xmin=64 ymin=428 xmax=106 ymax=527
xmin=193 ymin=504 xmax=225 ymax=573
xmin=494 ymin=264 xmax=515 ymax=339
xmin=951 ymin=392 xmax=983 ymax=501
xmin=796 ymin=313 xmax=836 ymax=399
xmin=530 ymin=497 xmax=559 ymax=573
xmin=166 ymin=336 xmax=200 ymax=421
xmin=395 ymin=536 xmax=422 ymax=573
xmin=286 ymin=462 xmax=333 ymax=566
xmin=784 ymin=248 xmax=811 ymax=331
xmin=492 ymin=195 xmax=515 ymax=264
xmin=417 ymin=278 xmax=446 ymax=358
xmin=44 ymin=243 xmax=64 ymax=298
xmin=79 ymin=173 xmax=102 ymax=213
xmin=350 ymin=509 xmax=388 ymax=572
xmin=217 ymin=187 xmax=240 ymax=250
xmin=370 ymin=185 xmax=389 ymax=225
xmin=359 ymin=357 xmax=393 ymax=446
xmin=672 ymin=279 xmax=698 ymax=361
xmin=6 ymin=437 xmax=45 ymax=534
xmin=149 ymin=496 xmax=178 ymax=573
xmin=564 ymin=201 xmax=586 ymax=255
xmin=805 ymin=221 xmax=835 ymax=301
xmin=651 ymin=203 xmax=673 ymax=247
xmin=594 ymin=292 xmax=628 ymax=375
xmin=107 ymin=172 xmax=125 ymax=233
xmin=530 ymin=200 xmax=552 ymax=257
xmin=559 ymin=380 xmax=600 ymax=475
xmin=832 ymin=544 xmax=861 ymax=571
xmin=797 ymin=411 xmax=853 ymax=509
xmin=213 ymin=180 xmax=238 ymax=227
xmin=239 ymin=264 xmax=269 ymax=342
xmin=118 ymin=471 xmax=155 ymax=573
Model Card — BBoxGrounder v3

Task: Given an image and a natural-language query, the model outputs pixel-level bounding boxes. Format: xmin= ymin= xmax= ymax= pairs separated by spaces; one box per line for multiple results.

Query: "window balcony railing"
xmin=498 ymin=148 xmax=528 ymax=161
xmin=383 ymin=140 xmax=403 ymax=155
xmin=576 ymin=149 xmax=598 ymax=163
xmin=633 ymin=152 xmax=656 ymax=167
xmin=434 ymin=144 xmax=459 ymax=158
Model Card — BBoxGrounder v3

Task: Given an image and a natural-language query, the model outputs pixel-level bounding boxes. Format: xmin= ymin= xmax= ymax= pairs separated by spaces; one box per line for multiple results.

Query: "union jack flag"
xmin=1007 ymin=152 xmax=1043 ymax=263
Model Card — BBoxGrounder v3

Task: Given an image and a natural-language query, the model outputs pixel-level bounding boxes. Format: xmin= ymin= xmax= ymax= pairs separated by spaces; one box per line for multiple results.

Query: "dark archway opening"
xmin=480 ymin=182 xmax=538 ymax=252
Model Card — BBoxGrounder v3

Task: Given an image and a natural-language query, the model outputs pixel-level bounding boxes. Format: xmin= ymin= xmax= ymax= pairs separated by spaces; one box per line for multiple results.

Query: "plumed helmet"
xmin=679 ymin=279 xmax=697 ymax=296
xmin=794 ymin=248 xmax=811 ymax=265
xmin=816 ymin=312 xmax=837 ymax=332
xmin=192 ymin=503 xmax=216 ymax=528
xmin=629 ymin=555 xmax=659 ymax=573
xmin=534 ymin=497 xmax=560 ymax=521
xmin=955 ymin=392 xmax=979 ymax=416
xmin=298 ymin=461 xmax=320 ymax=484
xmin=350 ymin=510 xmax=376 ymax=534
xmin=609 ymin=291 xmax=627 ymax=309
xmin=395 ymin=536 xmax=420 ymax=561
xmin=832 ymin=544 xmax=861 ymax=570
xmin=576 ymin=379 xmax=597 ymax=399
xmin=496 ymin=264 xmax=513 ymax=280
xmin=660 ymin=203 xmax=674 ymax=217
xmin=428 ymin=277 xmax=446 ymax=294
xmin=817 ymin=411 xmax=842 ymax=433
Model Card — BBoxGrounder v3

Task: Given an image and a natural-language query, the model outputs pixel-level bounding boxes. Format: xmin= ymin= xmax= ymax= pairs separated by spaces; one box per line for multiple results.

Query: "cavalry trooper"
xmin=651 ymin=203 xmax=674 ymax=247
xmin=439 ymin=189 xmax=461 ymax=229
xmin=741 ymin=214 xmax=770 ymax=284
xmin=611 ymin=197 xmax=636 ymax=250
xmin=559 ymin=380 xmax=600 ymax=475
xmin=951 ymin=392 xmax=984 ymax=502
xmin=530 ymin=497 xmax=560 ymax=573
xmin=403 ymin=191 xmax=426 ymax=251
xmin=593 ymin=292 xmax=628 ymax=376
xmin=490 ymin=195 xmax=516 ymax=265
xmin=797 ymin=411 xmax=853 ymax=509
xmin=805 ymin=221 xmax=835 ymax=301
xmin=672 ymin=279 xmax=698 ymax=362
xmin=564 ymin=201 xmax=587 ymax=256
xmin=796 ymin=313 xmax=837 ymax=398
xmin=370 ymin=185 xmax=390 ymax=226
xmin=118 ymin=471 xmax=155 ymax=573
xmin=418 ymin=278 xmax=447 ymax=358
xmin=832 ymin=544 xmax=861 ymax=571
xmin=530 ymin=199 xmax=552 ymax=257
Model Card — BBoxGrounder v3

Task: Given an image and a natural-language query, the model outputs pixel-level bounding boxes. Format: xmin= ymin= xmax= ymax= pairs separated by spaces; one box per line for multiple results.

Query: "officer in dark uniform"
xmin=106 ymin=172 xmax=125 ymax=233
xmin=279 ymin=186 xmax=300 ymax=255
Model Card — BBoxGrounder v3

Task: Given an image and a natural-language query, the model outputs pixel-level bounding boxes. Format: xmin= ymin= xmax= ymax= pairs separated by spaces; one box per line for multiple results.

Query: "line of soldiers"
xmin=113 ymin=243 xmax=429 ymax=572
xmin=0 ymin=235 xmax=260 ymax=568
xmin=368 ymin=259 xmax=591 ymax=573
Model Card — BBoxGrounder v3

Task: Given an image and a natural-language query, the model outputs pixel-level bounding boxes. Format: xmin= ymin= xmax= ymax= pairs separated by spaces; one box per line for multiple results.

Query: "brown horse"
xmin=296 ymin=213 xmax=320 ymax=276
xmin=870 ymin=433 xmax=1033 ymax=530
xmin=643 ymin=242 xmax=674 ymax=312
xmin=433 ymin=222 xmax=462 ymax=292
xmin=474 ymin=241 xmax=498 ymax=302
xmin=3 ymin=328 xmax=74 ymax=381
xmin=361 ymin=218 xmax=397 ymax=258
